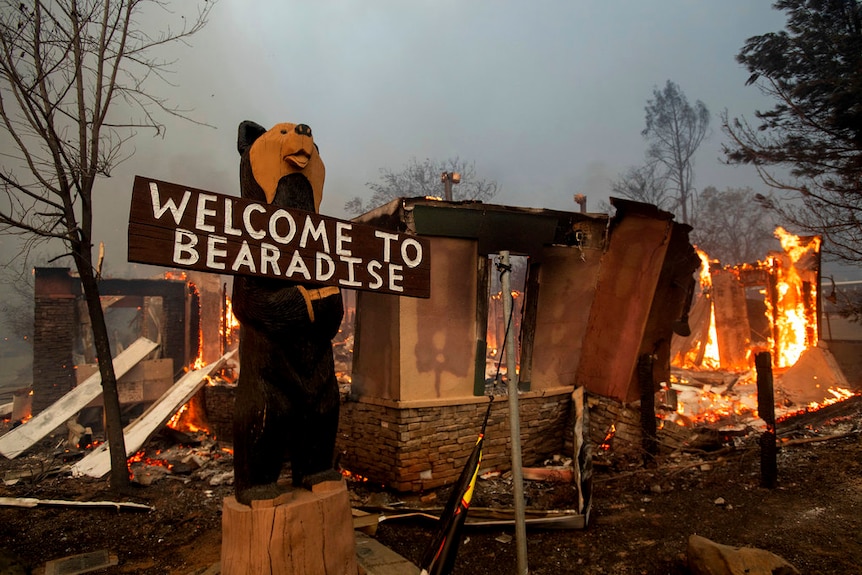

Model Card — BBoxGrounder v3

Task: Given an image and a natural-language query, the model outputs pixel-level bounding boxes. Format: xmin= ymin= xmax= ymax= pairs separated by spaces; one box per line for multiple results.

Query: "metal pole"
xmin=500 ymin=251 xmax=529 ymax=574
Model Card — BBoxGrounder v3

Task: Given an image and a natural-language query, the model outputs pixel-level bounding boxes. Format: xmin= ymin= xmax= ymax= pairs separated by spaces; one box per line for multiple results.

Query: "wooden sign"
xmin=128 ymin=176 xmax=431 ymax=298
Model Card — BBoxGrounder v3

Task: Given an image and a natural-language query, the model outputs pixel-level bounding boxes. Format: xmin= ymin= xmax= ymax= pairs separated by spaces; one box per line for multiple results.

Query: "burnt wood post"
xmin=638 ymin=353 xmax=658 ymax=463
xmin=755 ymin=351 xmax=777 ymax=488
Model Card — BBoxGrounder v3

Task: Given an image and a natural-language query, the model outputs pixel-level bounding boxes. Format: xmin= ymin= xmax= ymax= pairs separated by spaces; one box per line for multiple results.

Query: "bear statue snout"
xmin=295 ymin=124 xmax=312 ymax=137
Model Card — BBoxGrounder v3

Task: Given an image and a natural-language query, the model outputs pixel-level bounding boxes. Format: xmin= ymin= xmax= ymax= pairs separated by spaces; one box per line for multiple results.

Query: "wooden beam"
xmin=71 ymin=350 xmax=236 ymax=478
xmin=473 ymin=255 xmax=491 ymax=395
xmin=517 ymin=260 xmax=541 ymax=391
xmin=0 ymin=338 xmax=159 ymax=459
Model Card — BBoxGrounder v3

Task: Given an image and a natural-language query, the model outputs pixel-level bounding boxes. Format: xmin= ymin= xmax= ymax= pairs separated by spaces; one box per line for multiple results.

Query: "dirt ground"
xmin=1 ymin=396 xmax=861 ymax=575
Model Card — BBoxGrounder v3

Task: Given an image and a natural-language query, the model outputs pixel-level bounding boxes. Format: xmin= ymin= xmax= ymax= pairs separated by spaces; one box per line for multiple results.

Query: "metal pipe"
xmin=500 ymin=250 xmax=529 ymax=574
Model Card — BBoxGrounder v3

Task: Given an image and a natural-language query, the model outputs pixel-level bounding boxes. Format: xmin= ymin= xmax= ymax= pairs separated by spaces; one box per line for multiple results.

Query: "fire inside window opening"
xmin=485 ymin=254 xmax=528 ymax=395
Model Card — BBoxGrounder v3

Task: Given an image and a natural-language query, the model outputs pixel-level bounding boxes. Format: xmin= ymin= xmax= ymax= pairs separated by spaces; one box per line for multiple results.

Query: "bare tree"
xmin=690 ymin=186 xmax=779 ymax=264
xmin=0 ymin=0 xmax=215 ymax=491
xmin=345 ymin=157 xmax=499 ymax=215
xmin=642 ymin=80 xmax=711 ymax=224
xmin=610 ymin=163 xmax=671 ymax=210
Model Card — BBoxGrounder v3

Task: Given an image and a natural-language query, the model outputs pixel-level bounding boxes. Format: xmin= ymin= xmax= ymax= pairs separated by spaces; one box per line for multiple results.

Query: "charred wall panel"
xmin=575 ymin=213 xmax=673 ymax=402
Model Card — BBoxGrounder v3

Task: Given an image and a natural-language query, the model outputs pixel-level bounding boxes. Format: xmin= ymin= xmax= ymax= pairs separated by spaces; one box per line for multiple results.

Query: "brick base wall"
xmin=587 ymin=394 xmax=644 ymax=456
xmin=33 ymin=269 xmax=78 ymax=415
xmin=585 ymin=394 xmax=692 ymax=458
xmin=337 ymin=389 xmax=573 ymax=492
xmin=199 ymin=384 xmax=690 ymax=492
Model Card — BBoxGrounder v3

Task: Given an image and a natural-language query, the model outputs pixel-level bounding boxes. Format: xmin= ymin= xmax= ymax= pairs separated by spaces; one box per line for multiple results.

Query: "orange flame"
xmin=341 ymin=469 xmax=370 ymax=483
xmin=599 ymin=424 xmax=616 ymax=451
xmin=767 ymin=227 xmax=820 ymax=368
xmin=221 ymin=296 xmax=241 ymax=348
xmin=673 ymin=249 xmax=721 ymax=369
xmin=777 ymin=387 xmax=856 ymax=422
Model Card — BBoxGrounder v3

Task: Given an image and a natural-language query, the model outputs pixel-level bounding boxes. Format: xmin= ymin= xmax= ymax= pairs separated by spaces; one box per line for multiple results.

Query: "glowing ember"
xmin=127 ymin=449 xmax=172 ymax=475
xmin=599 ymin=424 xmax=616 ymax=451
xmin=777 ymin=387 xmax=857 ymax=422
xmin=341 ymin=469 xmax=370 ymax=483
xmin=656 ymin=373 xmax=759 ymax=427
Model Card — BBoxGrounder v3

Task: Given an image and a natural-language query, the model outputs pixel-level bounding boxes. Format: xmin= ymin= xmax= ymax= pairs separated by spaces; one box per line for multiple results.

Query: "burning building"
xmin=337 ymin=196 xmax=699 ymax=491
xmin=27 ymin=268 xmax=229 ymax=421
xmin=662 ymin=227 xmax=860 ymax=430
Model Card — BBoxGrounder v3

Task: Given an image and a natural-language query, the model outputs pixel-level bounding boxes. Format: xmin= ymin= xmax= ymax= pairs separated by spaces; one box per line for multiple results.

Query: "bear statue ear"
xmin=237 ymin=121 xmax=267 ymax=155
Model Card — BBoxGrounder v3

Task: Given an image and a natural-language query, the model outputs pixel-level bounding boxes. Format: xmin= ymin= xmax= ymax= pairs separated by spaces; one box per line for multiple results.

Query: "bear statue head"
xmin=237 ymin=121 xmax=325 ymax=213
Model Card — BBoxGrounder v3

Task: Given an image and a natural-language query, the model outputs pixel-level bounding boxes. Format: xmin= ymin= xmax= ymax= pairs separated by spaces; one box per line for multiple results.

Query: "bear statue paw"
xmin=300 ymin=468 xmax=343 ymax=490
xmin=236 ymin=482 xmax=285 ymax=506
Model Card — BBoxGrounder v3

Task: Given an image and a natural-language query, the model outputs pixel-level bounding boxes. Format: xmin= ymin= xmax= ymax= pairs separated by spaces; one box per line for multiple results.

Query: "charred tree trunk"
xmin=75 ymin=250 xmax=130 ymax=492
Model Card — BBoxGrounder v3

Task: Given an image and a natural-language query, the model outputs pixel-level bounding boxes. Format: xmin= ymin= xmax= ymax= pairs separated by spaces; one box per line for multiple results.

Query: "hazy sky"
xmin=5 ymin=1 xmax=794 ymax=277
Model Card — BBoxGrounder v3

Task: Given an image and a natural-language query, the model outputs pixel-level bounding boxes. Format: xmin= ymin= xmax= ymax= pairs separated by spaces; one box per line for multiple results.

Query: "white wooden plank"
xmin=0 ymin=496 xmax=152 ymax=511
xmin=0 ymin=338 xmax=159 ymax=459
xmin=0 ymin=402 xmax=11 ymax=418
xmin=71 ymin=349 xmax=236 ymax=478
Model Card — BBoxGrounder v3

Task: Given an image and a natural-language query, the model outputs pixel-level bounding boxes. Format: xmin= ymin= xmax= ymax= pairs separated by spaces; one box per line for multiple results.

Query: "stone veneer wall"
xmin=337 ymin=387 xmax=574 ymax=492
xmin=32 ymin=269 xmax=78 ymax=414
xmin=583 ymin=393 xmax=691 ymax=458
xmin=200 ymin=384 xmax=696 ymax=490
xmin=586 ymin=393 xmax=644 ymax=456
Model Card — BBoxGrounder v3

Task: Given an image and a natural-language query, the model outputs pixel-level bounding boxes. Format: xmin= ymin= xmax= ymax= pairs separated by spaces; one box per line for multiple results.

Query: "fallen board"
xmin=71 ymin=349 xmax=237 ymax=478
xmin=367 ymin=506 xmax=587 ymax=530
xmin=0 ymin=496 xmax=152 ymax=511
xmin=0 ymin=338 xmax=159 ymax=460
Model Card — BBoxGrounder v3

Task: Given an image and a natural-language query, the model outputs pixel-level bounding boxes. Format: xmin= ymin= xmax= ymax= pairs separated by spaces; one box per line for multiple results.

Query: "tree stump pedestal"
xmin=221 ymin=479 xmax=358 ymax=575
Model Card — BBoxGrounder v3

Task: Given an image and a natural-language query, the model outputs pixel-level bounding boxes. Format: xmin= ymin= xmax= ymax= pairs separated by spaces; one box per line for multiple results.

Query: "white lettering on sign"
xmin=224 ymin=200 xmax=243 ymax=236
xmin=173 ymin=229 xmax=199 ymax=265
xmin=196 ymin=194 xmax=218 ymax=233
xmin=401 ymin=238 xmax=423 ymax=268
xmin=336 ymin=222 xmax=352 ymax=257
xmin=269 ymin=210 xmax=296 ymax=244
xmin=389 ymin=264 xmax=404 ymax=292
xmin=367 ymin=260 xmax=383 ymax=289
xmin=136 ymin=178 xmax=429 ymax=296
xmin=243 ymin=204 xmax=266 ymax=240
xmin=339 ymin=256 xmax=362 ymax=287
xmin=151 ymin=183 xmax=190 ymax=225
xmin=316 ymin=253 xmax=335 ymax=281
xmin=299 ymin=215 xmax=329 ymax=252
xmin=232 ymin=241 xmax=256 ymax=273
xmin=375 ymin=230 xmax=399 ymax=262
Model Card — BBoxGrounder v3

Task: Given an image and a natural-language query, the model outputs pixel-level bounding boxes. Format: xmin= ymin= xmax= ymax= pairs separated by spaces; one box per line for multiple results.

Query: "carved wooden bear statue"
xmin=231 ymin=121 xmax=344 ymax=505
